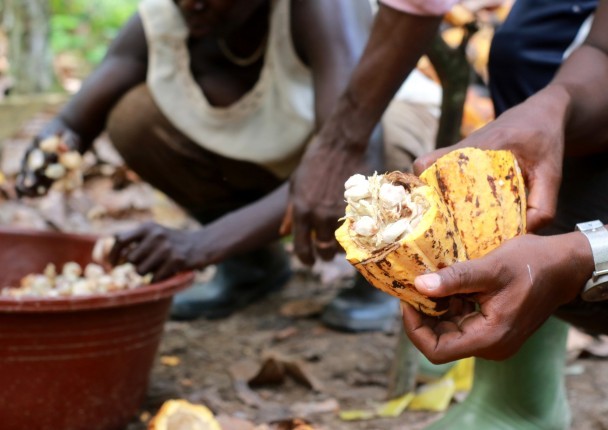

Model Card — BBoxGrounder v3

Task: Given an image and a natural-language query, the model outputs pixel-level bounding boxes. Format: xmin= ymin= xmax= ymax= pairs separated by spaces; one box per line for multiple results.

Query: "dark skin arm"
xmin=403 ymin=0 xmax=608 ymax=363
xmin=414 ymin=1 xmax=608 ymax=231
xmin=56 ymin=15 xmax=148 ymax=146
xmin=554 ymin=2 xmax=608 ymax=154
xmin=16 ymin=15 xmax=147 ymax=196
xmin=111 ymin=0 xmax=381 ymax=280
xmin=289 ymin=4 xmax=442 ymax=264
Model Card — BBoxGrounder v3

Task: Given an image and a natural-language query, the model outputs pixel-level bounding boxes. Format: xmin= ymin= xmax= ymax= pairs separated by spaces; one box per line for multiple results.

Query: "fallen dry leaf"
xmin=179 ymin=378 xmax=193 ymax=387
xmin=273 ymin=326 xmax=299 ymax=342
xmin=248 ymin=356 xmax=286 ymax=386
xmin=248 ymin=353 xmax=324 ymax=392
xmin=282 ymin=359 xmax=324 ymax=392
xmin=229 ymin=360 xmax=265 ymax=407
xmin=279 ymin=300 xmax=324 ymax=318
xmin=262 ymin=418 xmax=317 ymax=430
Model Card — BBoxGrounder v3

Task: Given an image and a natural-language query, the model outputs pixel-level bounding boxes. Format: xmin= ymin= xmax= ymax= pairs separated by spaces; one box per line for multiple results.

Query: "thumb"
xmin=414 ymin=259 xmax=493 ymax=297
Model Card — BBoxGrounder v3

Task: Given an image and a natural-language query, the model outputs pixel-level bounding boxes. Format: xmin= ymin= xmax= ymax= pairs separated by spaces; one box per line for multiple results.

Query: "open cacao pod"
xmin=335 ymin=147 xmax=526 ymax=316
xmin=148 ymin=399 xmax=221 ymax=430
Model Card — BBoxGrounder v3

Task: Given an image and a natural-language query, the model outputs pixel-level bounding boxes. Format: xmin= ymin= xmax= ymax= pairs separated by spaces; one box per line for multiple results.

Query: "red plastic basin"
xmin=0 ymin=227 xmax=194 ymax=430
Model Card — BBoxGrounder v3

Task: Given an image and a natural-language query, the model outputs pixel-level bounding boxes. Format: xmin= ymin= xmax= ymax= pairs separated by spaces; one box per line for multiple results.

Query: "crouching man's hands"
xmin=109 ymin=222 xmax=204 ymax=282
xmin=16 ymin=120 xmax=83 ymax=198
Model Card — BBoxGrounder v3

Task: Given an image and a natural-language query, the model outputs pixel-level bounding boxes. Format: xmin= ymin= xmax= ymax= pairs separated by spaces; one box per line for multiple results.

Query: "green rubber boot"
xmin=425 ymin=317 xmax=571 ymax=430
xmin=418 ymin=352 xmax=456 ymax=382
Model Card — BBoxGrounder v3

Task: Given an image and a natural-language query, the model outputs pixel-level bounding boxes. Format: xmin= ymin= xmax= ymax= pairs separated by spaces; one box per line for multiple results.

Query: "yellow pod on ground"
xmin=148 ymin=399 xmax=221 ymax=430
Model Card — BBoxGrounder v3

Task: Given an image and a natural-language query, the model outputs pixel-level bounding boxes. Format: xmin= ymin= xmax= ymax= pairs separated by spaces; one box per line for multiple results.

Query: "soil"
xmin=2 ymin=104 xmax=608 ymax=430
xmin=126 ymin=267 xmax=608 ymax=430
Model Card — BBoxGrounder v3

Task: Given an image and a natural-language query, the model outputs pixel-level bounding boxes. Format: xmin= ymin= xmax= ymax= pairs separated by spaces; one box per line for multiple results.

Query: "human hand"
xmin=109 ymin=222 xmax=199 ymax=282
xmin=401 ymin=232 xmax=593 ymax=363
xmin=16 ymin=122 xmax=83 ymax=197
xmin=288 ymin=134 xmax=369 ymax=265
xmin=414 ymin=89 xmax=569 ymax=232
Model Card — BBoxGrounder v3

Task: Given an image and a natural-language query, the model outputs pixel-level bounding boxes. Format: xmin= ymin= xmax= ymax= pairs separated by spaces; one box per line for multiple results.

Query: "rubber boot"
xmin=321 ymin=274 xmax=400 ymax=332
xmin=170 ymin=242 xmax=292 ymax=320
xmin=425 ymin=317 xmax=571 ymax=430
xmin=418 ymin=351 xmax=456 ymax=382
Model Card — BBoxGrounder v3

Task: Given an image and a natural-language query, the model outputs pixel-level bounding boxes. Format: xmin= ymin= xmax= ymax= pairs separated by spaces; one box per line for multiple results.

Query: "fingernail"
xmin=416 ymin=273 xmax=441 ymax=291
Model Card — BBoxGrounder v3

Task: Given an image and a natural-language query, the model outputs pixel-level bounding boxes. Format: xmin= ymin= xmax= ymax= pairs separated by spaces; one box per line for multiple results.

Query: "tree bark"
xmin=387 ymin=327 xmax=420 ymax=398
xmin=389 ymin=24 xmax=480 ymax=399
xmin=427 ymin=22 xmax=478 ymax=149
xmin=1 ymin=0 xmax=54 ymax=94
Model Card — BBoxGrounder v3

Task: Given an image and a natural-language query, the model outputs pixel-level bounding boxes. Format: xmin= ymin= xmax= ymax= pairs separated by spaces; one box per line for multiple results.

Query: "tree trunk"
xmin=1 ymin=0 xmax=54 ymax=94
xmin=388 ymin=24 xmax=480 ymax=399
xmin=387 ymin=327 xmax=420 ymax=398
xmin=427 ymin=22 xmax=478 ymax=149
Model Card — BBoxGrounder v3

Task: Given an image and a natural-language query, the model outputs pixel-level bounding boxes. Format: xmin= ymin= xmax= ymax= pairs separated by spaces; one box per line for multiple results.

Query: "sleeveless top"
xmin=139 ymin=0 xmax=314 ymax=179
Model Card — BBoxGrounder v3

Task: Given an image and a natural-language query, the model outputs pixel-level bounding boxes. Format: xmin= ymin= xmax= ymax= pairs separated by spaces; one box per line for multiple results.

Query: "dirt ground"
xmin=128 ymin=267 xmax=608 ymax=430
xmin=2 ymin=105 xmax=608 ymax=430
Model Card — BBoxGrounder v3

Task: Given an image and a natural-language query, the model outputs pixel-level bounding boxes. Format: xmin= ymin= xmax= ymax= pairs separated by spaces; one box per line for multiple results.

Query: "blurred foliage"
xmin=50 ymin=0 xmax=139 ymax=67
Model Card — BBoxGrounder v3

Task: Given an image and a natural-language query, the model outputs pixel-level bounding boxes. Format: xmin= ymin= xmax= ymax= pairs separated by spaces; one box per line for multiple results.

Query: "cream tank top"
xmin=139 ymin=0 xmax=314 ymax=179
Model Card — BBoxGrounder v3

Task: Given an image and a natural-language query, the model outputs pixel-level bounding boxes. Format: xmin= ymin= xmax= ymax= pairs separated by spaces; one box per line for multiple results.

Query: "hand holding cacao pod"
xmin=335 ymin=147 xmax=526 ymax=315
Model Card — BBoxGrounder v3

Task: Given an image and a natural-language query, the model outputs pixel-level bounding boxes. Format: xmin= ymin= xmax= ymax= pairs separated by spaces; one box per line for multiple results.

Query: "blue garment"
xmin=488 ymin=0 xmax=608 ymax=334
xmin=487 ymin=0 xmax=604 ymax=235
xmin=489 ymin=0 xmax=596 ymax=116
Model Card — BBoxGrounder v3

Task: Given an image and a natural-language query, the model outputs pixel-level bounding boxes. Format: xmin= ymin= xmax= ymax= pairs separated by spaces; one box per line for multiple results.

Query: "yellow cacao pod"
xmin=148 ymin=399 xmax=221 ymax=430
xmin=335 ymin=148 xmax=526 ymax=316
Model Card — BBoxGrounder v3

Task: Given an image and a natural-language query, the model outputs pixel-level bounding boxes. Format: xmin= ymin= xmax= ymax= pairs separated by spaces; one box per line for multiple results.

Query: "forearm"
xmin=189 ymin=183 xmax=288 ymax=267
xmin=325 ymin=4 xmax=441 ymax=150
xmin=53 ymin=14 xmax=147 ymax=151
xmin=550 ymin=45 xmax=608 ymax=155
xmin=545 ymin=1 xmax=608 ymax=155
xmin=554 ymin=230 xmax=595 ymax=303
xmin=57 ymin=57 xmax=146 ymax=150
